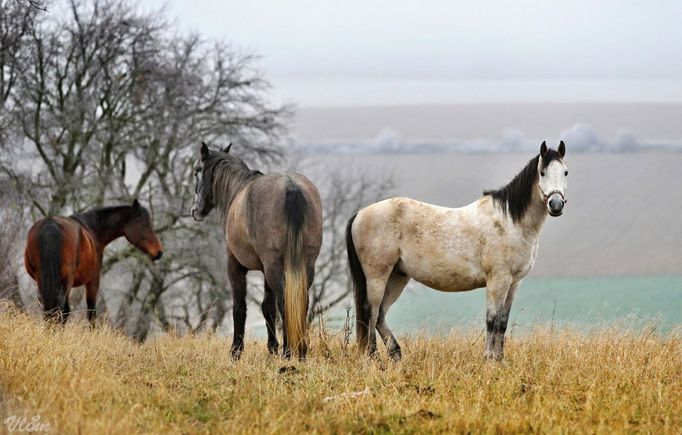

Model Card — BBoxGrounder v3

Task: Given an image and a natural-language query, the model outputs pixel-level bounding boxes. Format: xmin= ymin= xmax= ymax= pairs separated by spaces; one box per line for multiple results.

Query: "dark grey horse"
xmin=191 ymin=142 xmax=323 ymax=359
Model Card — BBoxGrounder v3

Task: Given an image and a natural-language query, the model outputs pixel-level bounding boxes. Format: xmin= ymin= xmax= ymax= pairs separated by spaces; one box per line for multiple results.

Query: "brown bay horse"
xmin=191 ymin=142 xmax=323 ymax=359
xmin=24 ymin=199 xmax=163 ymax=323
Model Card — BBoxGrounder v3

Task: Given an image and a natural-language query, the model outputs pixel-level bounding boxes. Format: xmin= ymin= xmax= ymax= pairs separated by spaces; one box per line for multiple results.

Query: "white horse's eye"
xmin=565 ymin=171 xmax=568 ymax=176
xmin=540 ymin=171 xmax=545 ymax=177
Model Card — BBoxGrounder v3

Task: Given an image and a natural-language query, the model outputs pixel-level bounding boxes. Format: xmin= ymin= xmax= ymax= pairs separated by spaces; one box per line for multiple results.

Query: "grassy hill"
xmin=0 ymin=307 xmax=679 ymax=433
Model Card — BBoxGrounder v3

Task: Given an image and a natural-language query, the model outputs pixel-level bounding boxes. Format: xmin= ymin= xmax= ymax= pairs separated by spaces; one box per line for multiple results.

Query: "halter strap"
xmin=539 ymin=187 xmax=567 ymax=204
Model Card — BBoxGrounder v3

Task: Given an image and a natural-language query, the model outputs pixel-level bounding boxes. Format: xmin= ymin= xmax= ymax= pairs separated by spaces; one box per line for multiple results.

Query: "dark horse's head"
xmin=126 ymin=199 xmax=164 ymax=261
xmin=191 ymin=142 xmax=236 ymax=222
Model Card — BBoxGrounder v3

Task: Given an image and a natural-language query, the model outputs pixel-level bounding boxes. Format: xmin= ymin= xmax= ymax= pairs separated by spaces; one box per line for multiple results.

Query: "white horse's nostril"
xmin=547 ymin=196 xmax=565 ymax=216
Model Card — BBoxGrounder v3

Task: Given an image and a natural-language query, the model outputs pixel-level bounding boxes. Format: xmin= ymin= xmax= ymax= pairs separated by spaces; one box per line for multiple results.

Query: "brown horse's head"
xmin=124 ymin=199 xmax=164 ymax=261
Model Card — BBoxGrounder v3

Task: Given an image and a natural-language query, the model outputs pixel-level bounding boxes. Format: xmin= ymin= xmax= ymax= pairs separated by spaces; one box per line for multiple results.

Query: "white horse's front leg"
xmin=484 ymin=276 xmax=519 ymax=361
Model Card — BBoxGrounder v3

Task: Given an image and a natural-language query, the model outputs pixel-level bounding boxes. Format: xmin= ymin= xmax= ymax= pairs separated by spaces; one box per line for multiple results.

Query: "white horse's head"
xmin=537 ymin=141 xmax=568 ymax=217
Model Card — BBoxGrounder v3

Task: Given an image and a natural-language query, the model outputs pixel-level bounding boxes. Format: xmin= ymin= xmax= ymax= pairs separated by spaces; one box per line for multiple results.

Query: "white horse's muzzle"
xmin=545 ymin=190 xmax=566 ymax=217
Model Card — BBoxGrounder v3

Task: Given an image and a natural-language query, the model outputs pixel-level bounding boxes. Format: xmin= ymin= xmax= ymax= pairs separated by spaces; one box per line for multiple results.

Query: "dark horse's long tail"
xmin=38 ymin=219 xmax=65 ymax=318
xmin=346 ymin=212 xmax=369 ymax=351
xmin=283 ymin=182 xmax=309 ymax=356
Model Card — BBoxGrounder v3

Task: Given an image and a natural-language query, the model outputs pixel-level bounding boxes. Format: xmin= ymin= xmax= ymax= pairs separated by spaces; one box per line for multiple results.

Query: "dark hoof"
xmin=267 ymin=342 xmax=279 ymax=356
xmin=298 ymin=343 xmax=308 ymax=361
xmin=388 ymin=347 xmax=402 ymax=362
xmin=282 ymin=348 xmax=292 ymax=360
xmin=230 ymin=345 xmax=243 ymax=360
xmin=484 ymin=351 xmax=504 ymax=362
xmin=44 ymin=310 xmax=65 ymax=325
xmin=278 ymin=365 xmax=297 ymax=375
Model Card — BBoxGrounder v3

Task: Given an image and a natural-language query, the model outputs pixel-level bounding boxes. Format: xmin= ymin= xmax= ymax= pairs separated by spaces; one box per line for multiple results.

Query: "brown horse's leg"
xmin=85 ymin=277 xmax=100 ymax=326
xmin=262 ymin=281 xmax=279 ymax=355
xmin=56 ymin=279 xmax=73 ymax=325
xmin=227 ymin=253 xmax=248 ymax=359
xmin=61 ymin=293 xmax=70 ymax=325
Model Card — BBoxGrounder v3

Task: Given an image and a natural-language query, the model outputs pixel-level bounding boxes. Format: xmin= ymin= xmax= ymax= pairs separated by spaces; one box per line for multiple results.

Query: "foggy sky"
xmin=144 ymin=1 xmax=682 ymax=106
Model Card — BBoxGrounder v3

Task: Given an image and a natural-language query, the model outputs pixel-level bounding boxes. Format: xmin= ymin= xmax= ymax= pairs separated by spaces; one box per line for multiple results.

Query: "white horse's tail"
xmin=346 ymin=213 xmax=369 ymax=351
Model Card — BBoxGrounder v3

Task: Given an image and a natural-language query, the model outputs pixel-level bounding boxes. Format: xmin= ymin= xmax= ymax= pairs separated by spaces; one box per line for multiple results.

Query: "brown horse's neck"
xmin=71 ymin=206 xmax=134 ymax=247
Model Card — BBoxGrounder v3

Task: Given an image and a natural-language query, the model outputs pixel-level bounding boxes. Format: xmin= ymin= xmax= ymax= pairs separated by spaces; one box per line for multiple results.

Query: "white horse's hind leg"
xmin=484 ymin=276 xmax=518 ymax=361
xmin=376 ymin=272 xmax=410 ymax=361
xmin=366 ymin=277 xmax=389 ymax=356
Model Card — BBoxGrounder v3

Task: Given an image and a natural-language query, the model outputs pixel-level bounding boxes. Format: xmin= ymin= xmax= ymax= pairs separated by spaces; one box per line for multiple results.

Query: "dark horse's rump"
xmin=284 ymin=181 xmax=308 ymax=234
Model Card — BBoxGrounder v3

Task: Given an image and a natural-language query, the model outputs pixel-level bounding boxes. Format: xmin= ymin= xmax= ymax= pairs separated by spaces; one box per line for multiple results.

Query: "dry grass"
xmin=0 ymin=307 xmax=680 ymax=434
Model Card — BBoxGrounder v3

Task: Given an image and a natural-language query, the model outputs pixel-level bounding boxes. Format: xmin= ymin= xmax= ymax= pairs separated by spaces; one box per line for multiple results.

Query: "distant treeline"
xmin=294 ymin=141 xmax=682 ymax=155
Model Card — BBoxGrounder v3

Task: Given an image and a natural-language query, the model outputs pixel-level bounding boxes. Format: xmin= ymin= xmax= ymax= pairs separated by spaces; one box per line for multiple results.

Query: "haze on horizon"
xmin=134 ymin=1 xmax=682 ymax=144
xmin=144 ymin=0 xmax=682 ymax=106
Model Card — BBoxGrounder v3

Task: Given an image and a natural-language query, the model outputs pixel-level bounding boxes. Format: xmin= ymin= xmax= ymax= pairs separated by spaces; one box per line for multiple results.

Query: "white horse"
xmin=346 ymin=141 xmax=568 ymax=361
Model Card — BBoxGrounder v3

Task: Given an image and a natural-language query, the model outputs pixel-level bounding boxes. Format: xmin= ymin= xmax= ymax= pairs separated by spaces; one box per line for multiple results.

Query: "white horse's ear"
xmin=132 ymin=198 xmax=141 ymax=209
xmin=200 ymin=142 xmax=210 ymax=160
xmin=540 ymin=141 xmax=548 ymax=157
xmin=558 ymin=141 xmax=566 ymax=157
xmin=222 ymin=143 xmax=232 ymax=153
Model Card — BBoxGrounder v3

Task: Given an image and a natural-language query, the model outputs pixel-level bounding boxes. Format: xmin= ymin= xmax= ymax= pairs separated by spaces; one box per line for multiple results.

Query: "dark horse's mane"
xmin=70 ymin=205 xmax=149 ymax=239
xmin=204 ymin=150 xmax=263 ymax=222
xmin=71 ymin=206 xmax=133 ymax=232
xmin=483 ymin=149 xmax=562 ymax=222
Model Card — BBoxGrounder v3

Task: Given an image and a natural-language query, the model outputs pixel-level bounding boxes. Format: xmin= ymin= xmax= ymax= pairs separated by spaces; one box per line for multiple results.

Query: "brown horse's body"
xmin=24 ymin=201 xmax=163 ymax=323
xmin=191 ymin=143 xmax=323 ymax=359
xmin=25 ymin=217 xmax=100 ymax=290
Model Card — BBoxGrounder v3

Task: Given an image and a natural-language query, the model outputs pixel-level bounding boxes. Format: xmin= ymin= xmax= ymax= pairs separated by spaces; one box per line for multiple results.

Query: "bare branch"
xmin=0 ymin=0 xmax=289 ymax=340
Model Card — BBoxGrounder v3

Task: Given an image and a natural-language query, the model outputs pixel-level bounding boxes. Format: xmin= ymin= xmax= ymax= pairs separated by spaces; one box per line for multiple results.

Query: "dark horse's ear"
xmin=132 ymin=198 xmax=141 ymax=210
xmin=558 ymin=140 xmax=566 ymax=157
xmin=540 ymin=141 xmax=548 ymax=157
xmin=200 ymin=142 xmax=210 ymax=160
xmin=222 ymin=143 xmax=232 ymax=154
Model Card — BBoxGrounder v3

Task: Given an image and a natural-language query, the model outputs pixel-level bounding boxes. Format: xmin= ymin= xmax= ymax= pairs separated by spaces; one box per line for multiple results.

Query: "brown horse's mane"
xmin=71 ymin=205 xmax=147 ymax=242
xmin=205 ymin=151 xmax=263 ymax=223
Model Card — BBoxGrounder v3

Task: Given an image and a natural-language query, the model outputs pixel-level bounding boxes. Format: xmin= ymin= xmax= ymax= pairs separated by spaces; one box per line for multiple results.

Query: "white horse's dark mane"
xmin=483 ymin=149 xmax=562 ymax=222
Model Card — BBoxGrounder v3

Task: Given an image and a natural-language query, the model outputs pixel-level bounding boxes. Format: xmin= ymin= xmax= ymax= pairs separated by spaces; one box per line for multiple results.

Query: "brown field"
xmin=0 ymin=307 xmax=680 ymax=434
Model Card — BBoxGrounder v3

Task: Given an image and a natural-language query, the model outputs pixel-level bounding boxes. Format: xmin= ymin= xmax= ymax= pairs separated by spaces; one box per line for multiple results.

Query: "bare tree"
xmin=0 ymin=191 xmax=26 ymax=309
xmin=306 ymin=165 xmax=393 ymax=323
xmin=15 ymin=0 xmax=48 ymax=12
xmin=108 ymin=34 xmax=289 ymax=340
xmin=0 ymin=0 xmax=289 ymax=339
xmin=0 ymin=0 xmax=388 ymax=340
xmin=0 ymin=1 xmax=37 ymax=145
